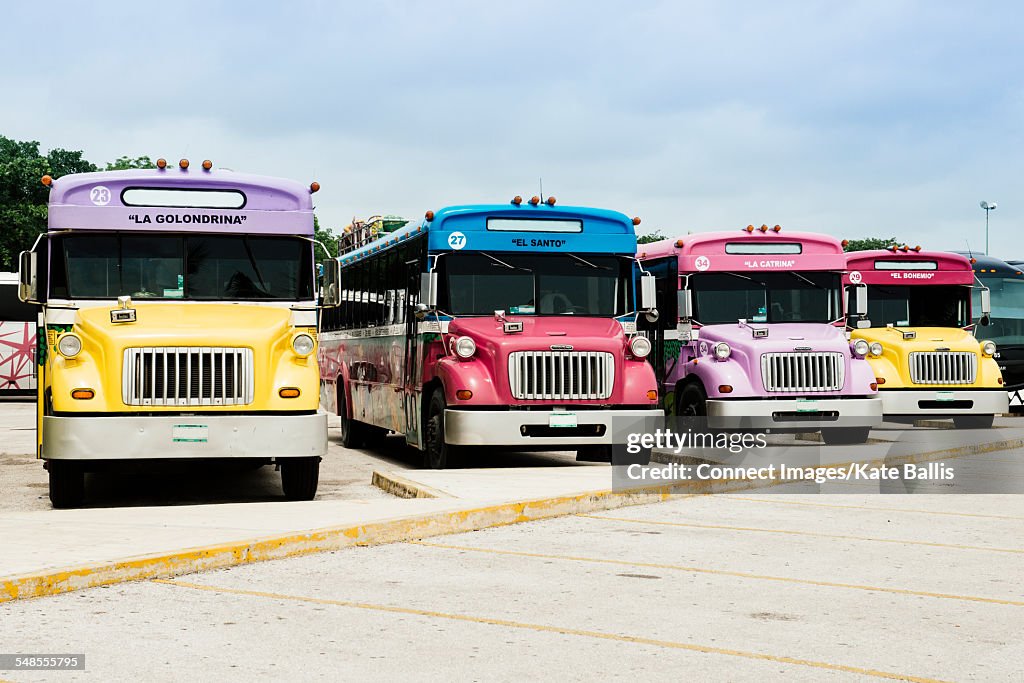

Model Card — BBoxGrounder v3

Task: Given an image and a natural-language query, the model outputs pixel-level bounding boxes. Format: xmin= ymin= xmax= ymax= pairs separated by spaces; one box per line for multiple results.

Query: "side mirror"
xmin=420 ymin=271 xmax=438 ymax=309
xmin=639 ymin=272 xmax=656 ymax=311
xmin=18 ymin=250 xmax=38 ymax=304
xmin=320 ymin=259 xmax=341 ymax=307
xmin=677 ymin=289 xmax=693 ymax=320
xmin=855 ymin=284 xmax=868 ymax=317
xmin=980 ymin=288 xmax=992 ymax=317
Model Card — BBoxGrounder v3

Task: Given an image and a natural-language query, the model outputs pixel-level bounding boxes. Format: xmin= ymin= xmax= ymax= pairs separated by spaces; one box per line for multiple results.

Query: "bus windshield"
xmin=442 ymin=252 xmax=630 ymax=316
xmin=50 ymin=233 xmax=314 ymax=300
xmin=863 ymin=284 xmax=970 ymax=327
xmin=973 ymin=275 xmax=1024 ymax=346
xmin=690 ymin=271 xmax=841 ymax=324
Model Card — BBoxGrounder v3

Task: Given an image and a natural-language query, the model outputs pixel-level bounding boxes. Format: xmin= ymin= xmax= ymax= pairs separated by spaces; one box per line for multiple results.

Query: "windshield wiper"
xmin=725 ymin=272 xmax=765 ymax=286
xmin=786 ymin=271 xmax=823 ymax=288
xmin=481 ymin=252 xmax=532 ymax=272
xmin=567 ymin=253 xmax=611 ymax=270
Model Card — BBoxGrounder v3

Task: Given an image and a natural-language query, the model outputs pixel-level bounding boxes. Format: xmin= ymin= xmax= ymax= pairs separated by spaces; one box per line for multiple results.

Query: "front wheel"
xmin=953 ymin=414 xmax=995 ymax=429
xmin=337 ymin=384 xmax=364 ymax=449
xmin=424 ymin=389 xmax=463 ymax=469
xmin=48 ymin=460 xmax=85 ymax=509
xmin=281 ymin=456 xmax=321 ymax=501
xmin=676 ymin=383 xmax=708 ymax=417
xmin=821 ymin=427 xmax=871 ymax=445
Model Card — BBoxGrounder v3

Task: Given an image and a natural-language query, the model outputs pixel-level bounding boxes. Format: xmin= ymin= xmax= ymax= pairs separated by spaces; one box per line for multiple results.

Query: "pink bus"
xmin=318 ymin=200 xmax=663 ymax=468
xmin=639 ymin=225 xmax=882 ymax=444
xmin=0 ymin=272 xmax=37 ymax=394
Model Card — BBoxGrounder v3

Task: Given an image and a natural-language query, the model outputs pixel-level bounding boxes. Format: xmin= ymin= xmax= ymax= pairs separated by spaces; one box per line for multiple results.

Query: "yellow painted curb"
xmin=3 ymin=436 xmax=1019 ymax=604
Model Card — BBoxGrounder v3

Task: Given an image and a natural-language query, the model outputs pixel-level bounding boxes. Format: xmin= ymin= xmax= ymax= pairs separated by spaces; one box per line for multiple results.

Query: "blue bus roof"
xmin=338 ymin=203 xmax=638 ymax=266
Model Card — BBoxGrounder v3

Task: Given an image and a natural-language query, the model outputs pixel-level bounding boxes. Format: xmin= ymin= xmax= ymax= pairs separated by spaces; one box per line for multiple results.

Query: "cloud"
xmin=2 ymin=0 xmax=1022 ymax=253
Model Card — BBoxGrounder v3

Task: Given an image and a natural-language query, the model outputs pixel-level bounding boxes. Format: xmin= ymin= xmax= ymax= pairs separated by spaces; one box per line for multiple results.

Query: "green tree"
xmin=0 ymin=136 xmax=97 ymax=270
xmin=637 ymin=230 xmax=666 ymax=244
xmin=105 ymin=155 xmax=156 ymax=171
xmin=843 ymin=237 xmax=903 ymax=252
xmin=313 ymin=215 xmax=340 ymax=258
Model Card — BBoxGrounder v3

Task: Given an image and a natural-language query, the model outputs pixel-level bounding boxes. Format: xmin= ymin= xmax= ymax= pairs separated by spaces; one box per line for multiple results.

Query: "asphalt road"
xmin=2 ymin=488 xmax=1023 ymax=681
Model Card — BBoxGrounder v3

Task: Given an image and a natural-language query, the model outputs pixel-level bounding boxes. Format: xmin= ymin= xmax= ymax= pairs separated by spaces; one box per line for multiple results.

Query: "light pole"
xmin=980 ymin=200 xmax=997 ymax=254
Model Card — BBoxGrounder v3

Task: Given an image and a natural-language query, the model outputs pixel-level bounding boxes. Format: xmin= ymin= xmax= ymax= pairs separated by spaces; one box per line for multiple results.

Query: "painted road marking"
xmin=723 ymin=495 xmax=1024 ymax=521
xmin=409 ymin=541 xmax=1024 ymax=607
xmin=154 ymin=578 xmax=948 ymax=683
xmin=580 ymin=514 xmax=1024 ymax=554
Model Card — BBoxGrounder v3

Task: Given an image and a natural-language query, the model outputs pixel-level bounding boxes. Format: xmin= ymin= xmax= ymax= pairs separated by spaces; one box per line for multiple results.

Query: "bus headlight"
xmin=58 ymin=334 xmax=82 ymax=358
xmin=454 ymin=336 xmax=477 ymax=359
xmin=629 ymin=336 xmax=651 ymax=358
xmin=713 ymin=342 xmax=731 ymax=360
xmin=292 ymin=333 xmax=315 ymax=357
xmin=982 ymin=340 xmax=997 ymax=357
xmin=852 ymin=339 xmax=870 ymax=357
xmin=869 ymin=342 xmax=883 ymax=357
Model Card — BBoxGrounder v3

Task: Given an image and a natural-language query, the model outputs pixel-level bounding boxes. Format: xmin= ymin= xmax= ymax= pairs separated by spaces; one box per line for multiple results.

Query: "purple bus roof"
xmin=46 ymin=168 xmax=315 ymax=236
xmin=640 ymin=229 xmax=846 ymax=272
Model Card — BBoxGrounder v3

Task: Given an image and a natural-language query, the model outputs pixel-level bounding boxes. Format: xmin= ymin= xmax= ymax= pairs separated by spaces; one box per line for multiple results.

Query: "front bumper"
xmin=880 ymin=389 xmax=1009 ymax=416
xmin=706 ymin=397 xmax=883 ymax=430
xmin=444 ymin=408 xmax=663 ymax=446
xmin=42 ymin=413 xmax=327 ymax=460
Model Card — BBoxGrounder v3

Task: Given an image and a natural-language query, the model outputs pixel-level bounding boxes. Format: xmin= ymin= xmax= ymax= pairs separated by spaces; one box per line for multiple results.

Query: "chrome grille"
xmin=122 ymin=347 xmax=254 ymax=406
xmin=761 ymin=352 xmax=845 ymax=392
xmin=909 ymin=351 xmax=976 ymax=385
xmin=509 ymin=351 xmax=614 ymax=400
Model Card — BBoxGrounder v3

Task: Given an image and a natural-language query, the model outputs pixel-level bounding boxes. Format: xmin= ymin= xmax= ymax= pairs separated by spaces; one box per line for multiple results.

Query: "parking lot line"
xmin=409 ymin=540 xmax=1024 ymax=607
xmin=580 ymin=514 xmax=1024 ymax=554
xmin=154 ymin=578 xmax=947 ymax=682
xmin=723 ymin=496 xmax=1024 ymax=520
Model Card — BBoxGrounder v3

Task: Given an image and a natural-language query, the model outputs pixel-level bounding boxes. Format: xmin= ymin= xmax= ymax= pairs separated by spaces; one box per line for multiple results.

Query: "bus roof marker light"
xmin=156 ymin=158 xmax=168 ymax=170
xmin=675 ymin=240 xmax=684 ymax=248
xmin=425 ymin=210 xmax=435 ymax=221
xmin=179 ymin=158 xmax=189 ymax=169
xmin=772 ymin=225 xmax=781 ymax=232
xmin=202 ymin=160 xmax=213 ymax=171
xmin=841 ymin=239 xmax=850 ymax=248
xmin=546 ymin=196 xmax=556 ymax=206
xmin=511 ymin=196 xmax=523 ymax=206
xmin=632 ymin=217 xmax=641 ymax=226
xmin=745 ymin=225 xmax=754 ymax=233
xmin=41 ymin=175 xmax=52 ymax=187
xmin=914 ymin=246 xmax=922 ymax=252
xmin=759 ymin=224 xmax=768 ymax=233
xmin=309 ymin=181 xmax=320 ymax=193
xmin=529 ymin=196 xmax=540 ymax=206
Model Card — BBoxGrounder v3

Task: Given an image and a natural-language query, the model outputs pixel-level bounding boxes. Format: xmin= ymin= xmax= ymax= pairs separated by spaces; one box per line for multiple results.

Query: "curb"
xmin=4 ymin=436 xmax=1020 ymax=604
xmin=370 ymin=471 xmax=451 ymax=499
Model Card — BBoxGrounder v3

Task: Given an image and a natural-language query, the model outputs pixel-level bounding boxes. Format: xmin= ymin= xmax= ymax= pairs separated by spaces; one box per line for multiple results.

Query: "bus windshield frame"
xmin=859 ymin=284 xmax=971 ymax=328
xmin=48 ymin=232 xmax=315 ymax=301
xmin=689 ymin=270 xmax=842 ymax=325
xmin=439 ymin=252 xmax=633 ymax=317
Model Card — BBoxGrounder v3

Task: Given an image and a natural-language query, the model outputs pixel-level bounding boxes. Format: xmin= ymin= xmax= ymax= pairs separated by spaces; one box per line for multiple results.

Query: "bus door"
xmin=403 ymin=257 xmax=424 ymax=448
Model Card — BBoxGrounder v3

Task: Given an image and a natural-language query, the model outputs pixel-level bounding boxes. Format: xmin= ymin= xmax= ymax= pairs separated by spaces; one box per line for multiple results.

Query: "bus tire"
xmin=281 ymin=456 xmax=321 ymax=501
xmin=424 ymin=389 xmax=463 ymax=469
xmin=953 ymin=414 xmax=994 ymax=429
xmin=337 ymin=384 xmax=364 ymax=449
xmin=576 ymin=445 xmax=612 ymax=462
xmin=48 ymin=460 xmax=84 ymax=509
xmin=676 ymin=383 xmax=707 ymax=417
xmin=821 ymin=427 xmax=871 ymax=445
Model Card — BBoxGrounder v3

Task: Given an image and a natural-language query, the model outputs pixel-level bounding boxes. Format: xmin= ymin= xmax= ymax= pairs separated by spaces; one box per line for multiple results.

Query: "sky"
xmin=2 ymin=1 xmax=1022 ymax=254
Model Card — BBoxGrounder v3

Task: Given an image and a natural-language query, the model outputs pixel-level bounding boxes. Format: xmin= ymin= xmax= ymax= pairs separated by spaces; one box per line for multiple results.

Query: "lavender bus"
xmin=639 ymin=225 xmax=882 ymax=444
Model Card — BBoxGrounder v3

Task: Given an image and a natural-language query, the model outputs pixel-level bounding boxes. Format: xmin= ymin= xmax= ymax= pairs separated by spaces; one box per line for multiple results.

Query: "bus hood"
xmin=447 ymin=316 xmax=627 ymax=353
xmin=72 ymin=303 xmax=295 ymax=348
xmin=852 ymin=326 xmax=981 ymax=352
xmin=697 ymin=322 xmax=850 ymax=354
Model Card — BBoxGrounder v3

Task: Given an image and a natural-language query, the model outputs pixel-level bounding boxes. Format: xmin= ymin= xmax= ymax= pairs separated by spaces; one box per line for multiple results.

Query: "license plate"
xmin=796 ymin=399 xmax=818 ymax=413
xmin=936 ymin=391 xmax=955 ymax=402
xmin=172 ymin=424 xmax=209 ymax=443
xmin=549 ymin=412 xmax=577 ymax=428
